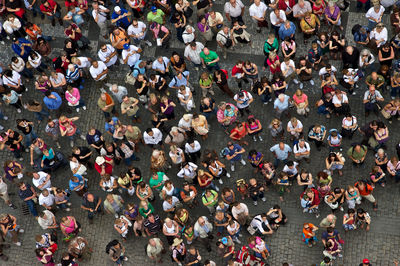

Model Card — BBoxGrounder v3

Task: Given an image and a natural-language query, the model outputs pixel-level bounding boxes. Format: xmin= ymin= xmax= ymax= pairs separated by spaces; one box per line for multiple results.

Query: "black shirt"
xmin=5 ymin=132 xmax=22 ymax=150
xmin=82 ymin=196 xmax=99 ymax=209
xmin=134 ymin=77 xmax=149 ymax=96
xmin=199 ymin=98 xmax=215 ymax=113
xmin=17 ymin=119 xmax=33 ymax=135
xmin=72 ymin=146 xmax=92 ymax=163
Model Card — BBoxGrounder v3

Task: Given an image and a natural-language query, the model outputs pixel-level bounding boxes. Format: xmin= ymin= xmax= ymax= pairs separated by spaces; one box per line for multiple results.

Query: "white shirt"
xmin=287 ymin=120 xmax=303 ymax=132
xmin=319 ymin=66 xmax=337 ymax=77
xmin=224 ymin=0 xmax=244 ymax=17
xmin=89 ymin=61 xmax=108 ymax=80
xmin=121 ymin=45 xmax=140 ymax=67
xmin=250 ymin=215 xmax=269 ymax=233
xmin=280 ymin=60 xmax=295 ymax=77
xmin=92 ymin=5 xmax=108 ymax=24
xmin=293 ymin=142 xmax=310 ymax=154
xmin=127 ymin=21 xmax=147 ymax=38
xmin=143 ymin=128 xmax=163 ymax=145
xmin=249 ymin=2 xmax=267 ymax=19
xmin=32 ymin=171 xmax=51 ymax=190
xmin=152 ymin=57 xmax=170 ymax=72
xmin=169 ymin=148 xmax=185 ymax=164
xmin=366 ymin=6 xmax=385 ymax=21
xmin=182 ymin=27 xmax=195 ymax=44
xmin=50 ymin=73 xmax=65 ymax=87
xmin=38 ymin=190 xmax=55 ymax=207
xmin=342 ymin=116 xmax=357 ymax=127
xmin=234 ymin=91 xmax=253 ymax=109
xmin=178 ymin=115 xmax=193 ymax=130
xmin=28 ymin=53 xmax=42 ymax=68
xmin=98 ymin=44 xmax=118 ymax=67
xmin=185 ymin=141 xmax=201 ymax=153
xmin=76 ymin=57 xmax=91 ymax=68
xmin=270 ymin=10 xmax=286 ymax=26
xmin=370 ymin=28 xmax=388 ymax=47
xmin=3 ymin=71 xmax=21 ymax=87
xmin=216 ymin=30 xmax=231 ymax=45
xmin=332 ymin=94 xmax=348 ymax=105
xmin=177 ymin=162 xmax=198 ymax=178
xmin=162 ymin=196 xmax=180 ymax=211
xmin=184 ymin=42 xmax=204 ymax=65
xmin=37 ymin=210 xmax=55 ymax=229
xmin=282 ymin=161 xmax=299 ymax=175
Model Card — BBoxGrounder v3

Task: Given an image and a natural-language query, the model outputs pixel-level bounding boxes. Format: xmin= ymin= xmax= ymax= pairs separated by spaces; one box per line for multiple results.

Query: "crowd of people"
xmin=0 ymin=0 xmax=400 ymax=264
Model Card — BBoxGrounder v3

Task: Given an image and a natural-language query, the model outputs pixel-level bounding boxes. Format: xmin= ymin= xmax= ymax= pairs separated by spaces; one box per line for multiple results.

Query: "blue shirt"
xmin=353 ymin=28 xmax=369 ymax=43
xmin=68 ymin=7 xmax=84 ymax=25
xmin=105 ymin=117 xmax=119 ymax=133
xmin=66 ymin=64 xmax=80 ymax=83
xmin=227 ymin=144 xmax=244 ymax=162
xmin=278 ymin=22 xmax=296 ymax=40
xmin=270 ymin=144 xmax=292 ymax=160
xmin=43 ymin=92 xmax=62 ymax=110
xmin=69 ymin=174 xmax=85 ymax=191
xmin=273 ymin=95 xmax=290 ymax=111
xmin=12 ymin=38 xmax=32 ymax=60
xmin=111 ymin=9 xmax=130 ymax=28
xmin=168 ymin=70 xmax=189 ymax=88
xmin=132 ymin=60 xmax=146 ymax=78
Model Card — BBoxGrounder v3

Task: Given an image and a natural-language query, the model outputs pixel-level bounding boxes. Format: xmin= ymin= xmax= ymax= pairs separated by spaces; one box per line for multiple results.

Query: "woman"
xmin=150 ymin=22 xmax=170 ymax=49
xmin=65 ymin=86 xmax=86 ymax=112
xmin=297 ymin=169 xmax=313 ymax=191
xmin=256 ymin=77 xmax=272 ymax=104
xmin=60 ymin=216 xmax=81 ymax=239
xmin=281 ymin=37 xmax=296 ymax=59
xmin=63 ymin=39 xmax=78 ymax=60
xmin=99 ymin=174 xmax=118 ymax=192
xmin=40 ymin=148 xmax=57 ymax=169
xmin=300 ymin=12 xmax=320 ymax=43
xmin=169 ymin=145 xmax=185 ymax=166
xmin=340 ymin=68 xmax=358 ymax=95
xmin=149 ymin=74 xmax=167 ymax=96
xmin=356 ymin=208 xmax=371 ymax=231
xmin=302 ymin=223 xmax=318 ymax=247
xmin=33 ymin=37 xmax=52 ymax=58
xmin=197 ymin=15 xmax=213 ymax=43
xmin=267 ymin=205 xmax=287 ymax=228
xmin=328 ymin=31 xmax=345 ymax=60
xmin=177 ymin=162 xmax=198 ymax=183
xmin=161 ymin=180 xmax=177 ymax=201
xmin=231 ymin=20 xmax=251 ymax=46
xmin=229 ymin=121 xmax=248 ymax=146
xmin=343 ymin=208 xmax=356 ymax=231
xmin=325 ymin=152 xmax=344 ymax=176
xmin=59 ymin=115 xmax=85 ymax=147
xmin=124 ymin=204 xmax=146 ymax=237
xmin=28 ymin=51 xmax=47 ymax=73
xmin=175 ymin=0 xmax=191 ymax=18
xmin=370 ymin=165 xmax=386 ymax=187
xmin=312 ymin=0 xmax=326 ymax=19
xmin=34 ymin=74 xmax=51 ymax=93
xmin=160 ymin=96 xmax=176 ymax=120
xmin=114 ymin=218 xmax=129 ymax=240
xmin=382 ymin=98 xmax=400 ymax=122
xmin=208 ymin=158 xmax=230 ymax=183
xmin=53 ymin=187 xmax=71 ymax=210
xmin=35 ymin=248 xmax=55 ymax=266
xmin=248 ymin=150 xmax=263 ymax=172
xmin=213 ymin=70 xmax=234 ymax=98
xmin=177 ymin=85 xmax=194 ymax=112
xmin=369 ymin=23 xmax=388 ymax=51
xmin=325 ymin=187 xmax=345 ymax=212
xmin=268 ymin=118 xmax=284 ymax=141
xmin=2 ymin=89 xmax=23 ymax=113
xmin=199 ymin=72 xmax=214 ymax=98
xmin=214 ymin=211 xmax=231 ymax=236
xmin=191 ymin=113 xmax=209 ymax=139
xmin=317 ymin=171 xmax=332 ymax=197
xmin=359 ymin=49 xmax=375 ymax=71
xmin=246 ymin=115 xmax=263 ymax=142
xmin=375 ymin=148 xmax=388 ymax=173
xmin=378 ymin=42 xmax=395 ymax=68
xmin=226 ymin=219 xmax=241 ymax=243
xmin=150 ymin=149 xmax=170 ymax=172
xmin=293 ymin=89 xmax=309 ymax=117
xmin=126 ymin=0 xmax=145 ymax=18
xmin=3 ymin=160 xmax=23 ymax=182
xmin=171 ymin=12 xmax=186 ymax=43
xmin=271 ymin=73 xmax=286 ymax=97
xmin=374 ymin=121 xmax=389 ymax=148
xmin=341 ymin=113 xmax=358 ymax=139
xmin=198 ymin=169 xmax=218 ymax=191
xmin=3 ymin=15 xmax=24 ymax=38
xmin=170 ymin=52 xmax=186 ymax=73
xmin=138 ymin=200 xmax=154 ymax=218
xmin=136 ymin=181 xmax=154 ymax=202
xmin=162 ymin=218 xmax=180 ymax=246
xmin=266 ymin=51 xmax=281 ymax=76
xmin=0 ymin=214 xmax=23 ymax=245
xmin=243 ymin=60 xmax=258 ymax=86
xmin=221 ymin=187 xmax=235 ymax=205
xmin=317 ymin=32 xmax=329 ymax=56
xmin=264 ymin=33 xmax=279 ymax=59
xmin=200 ymin=97 xmax=216 ymax=118
xmin=324 ymin=2 xmax=342 ymax=31
xmin=323 ymin=238 xmax=342 ymax=259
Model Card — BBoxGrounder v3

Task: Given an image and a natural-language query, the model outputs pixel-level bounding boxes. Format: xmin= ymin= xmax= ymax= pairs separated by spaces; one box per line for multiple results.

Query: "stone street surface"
xmin=0 ymin=0 xmax=398 ymax=266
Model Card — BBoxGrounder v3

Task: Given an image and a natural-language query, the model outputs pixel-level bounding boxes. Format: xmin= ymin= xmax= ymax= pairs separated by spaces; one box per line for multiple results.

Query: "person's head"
xmin=202 ymin=47 xmax=210 ymax=55
xmin=91 ymin=60 xmax=99 ymax=68
xmin=284 ymin=20 xmax=291 ymax=29
xmin=41 ymin=189 xmax=49 ymax=197
xmin=278 ymin=141 xmax=285 ymax=150
xmin=376 ymin=22 xmax=384 ymax=32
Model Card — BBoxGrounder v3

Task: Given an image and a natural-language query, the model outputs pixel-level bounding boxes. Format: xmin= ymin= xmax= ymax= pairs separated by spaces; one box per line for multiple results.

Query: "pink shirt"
xmin=65 ymin=87 xmax=81 ymax=105
xmin=293 ymin=93 xmax=308 ymax=104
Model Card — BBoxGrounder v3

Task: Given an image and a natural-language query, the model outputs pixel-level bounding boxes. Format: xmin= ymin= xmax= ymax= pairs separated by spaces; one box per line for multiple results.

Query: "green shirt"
xmin=199 ymin=75 xmax=213 ymax=87
xmin=149 ymin=172 xmax=165 ymax=191
xmin=139 ymin=202 xmax=154 ymax=218
xmin=147 ymin=9 xmax=165 ymax=25
xmin=366 ymin=74 xmax=385 ymax=87
xmin=202 ymin=190 xmax=218 ymax=206
xmin=347 ymin=145 xmax=367 ymax=161
xmin=200 ymin=50 xmax=218 ymax=66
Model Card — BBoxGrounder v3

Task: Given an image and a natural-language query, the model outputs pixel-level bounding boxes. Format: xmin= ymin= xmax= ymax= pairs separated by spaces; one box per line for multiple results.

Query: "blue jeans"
xmin=25 ymin=130 xmax=38 ymax=147
xmin=0 ymin=110 xmax=6 ymax=120
xmin=26 ymin=199 xmax=38 ymax=217
xmin=34 ymin=108 xmax=50 ymax=121
xmin=367 ymin=20 xmax=376 ymax=31
xmin=124 ymin=153 xmax=138 ymax=166
xmin=318 ymin=105 xmax=329 ymax=115
xmin=69 ymin=128 xmax=82 ymax=141
xmin=20 ymin=67 xmax=33 ymax=79
xmin=250 ymin=191 xmax=264 ymax=202
xmin=273 ymin=158 xmax=287 ymax=169
xmin=206 ymin=63 xmax=220 ymax=73
xmin=47 ymin=10 xmax=61 ymax=21
xmin=261 ymin=94 xmax=271 ymax=103
xmin=216 ymin=225 xmax=225 ymax=234
xmin=202 ymin=108 xmax=217 ymax=118
xmin=391 ymin=86 xmax=400 ymax=98
xmin=72 ymin=99 xmax=86 ymax=110
xmin=115 ymin=256 xmax=126 ymax=265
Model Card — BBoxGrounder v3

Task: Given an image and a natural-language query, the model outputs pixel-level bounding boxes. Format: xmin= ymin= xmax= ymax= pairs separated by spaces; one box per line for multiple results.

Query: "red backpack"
xmin=221 ymin=69 xmax=229 ymax=80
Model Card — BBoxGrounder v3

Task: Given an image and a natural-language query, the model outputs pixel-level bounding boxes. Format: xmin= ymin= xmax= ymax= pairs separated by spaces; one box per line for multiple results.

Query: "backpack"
xmin=105 ymin=240 xmax=119 ymax=254
xmin=220 ymin=147 xmax=230 ymax=158
xmin=221 ymin=69 xmax=229 ymax=80
xmin=351 ymin=24 xmax=362 ymax=35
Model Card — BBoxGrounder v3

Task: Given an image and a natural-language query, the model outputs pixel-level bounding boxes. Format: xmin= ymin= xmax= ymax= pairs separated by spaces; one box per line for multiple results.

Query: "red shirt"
xmin=231 ymin=65 xmax=244 ymax=76
xmin=40 ymin=0 xmax=57 ymax=14
xmin=94 ymin=161 xmax=113 ymax=175
xmin=64 ymin=24 xmax=82 ymax=41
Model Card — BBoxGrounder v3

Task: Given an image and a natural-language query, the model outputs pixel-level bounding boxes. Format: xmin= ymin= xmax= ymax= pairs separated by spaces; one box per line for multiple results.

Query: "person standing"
xmin=106 ymin=240 xmax=129 ymax=265
xmin=194 ymin=216 xmax=213 ymax=252
xmin=0 ymin=177 xmax=16 ymax=209
xmin=146 ymin=238 xmax=164 ymax=263
xmin=17 ymin=182 xmax=38 ymax=217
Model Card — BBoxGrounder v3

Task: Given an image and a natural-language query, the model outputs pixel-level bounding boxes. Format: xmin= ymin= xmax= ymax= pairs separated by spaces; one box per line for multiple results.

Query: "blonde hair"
xmin=270 ymin=118 xmax=280 ymax=126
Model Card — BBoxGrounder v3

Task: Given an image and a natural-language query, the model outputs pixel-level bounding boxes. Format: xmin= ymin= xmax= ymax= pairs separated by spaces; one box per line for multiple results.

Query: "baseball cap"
xmin=151 ymin=6 xmax=157 ymax=12
xmin=221 ymin=237 xmax=228 ymax=245
xmin=363 ymin=259 xmax=370 ymax=264
xmin=114 ymin=6 xmax=121 ymax=12
xmin=123 ymin=43 xmax=130 ymax=50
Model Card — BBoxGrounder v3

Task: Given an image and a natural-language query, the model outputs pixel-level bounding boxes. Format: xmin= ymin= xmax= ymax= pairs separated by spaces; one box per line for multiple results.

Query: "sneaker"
xmin=17 ymin=109 xmax=21 ymax=113
xmin=226 ymin=173 xmax=231 ymax=178
xmin=310 ymin=80 xmax=315 ymax=86
xmin=218 ymin=179 xmax=223 ymax=184
xmin=338 ymin=254 xmax=343 ymax=258
xmin=123 ymin=257 xmax=129 ymax=261
xmin=66 ymin=208 xmax=71 ymax=212
xmin=315 ymin=213 xmax=320 ymax=218
xmin=76 ymin=108 xmax=80 ymax=113
xmin=215 ymin=186 xmax=219 ymax=192
xmin=82 ymin=106 xmax=87 ymax=110
xmin=15 ymin=242 xmax=21 ymax=246
xmin=231 ymin=164 xmax=235 ymax=172
xmin=18 ymin=229 xmax=24 ymax=233
xmin=25 ymin=148 xmax=29 ymax=152
xmin=340 ymin=206 xmax=344 ymax=211
xmin=145 ymin=40 xmax=152 ymax=46
xmin=253 ymin=201 xmax=258 ymax=206
xmin=253 ymin=136 xmax=257 ymax=142
xmin=0 ymin=41 xmax=4 ymax=45
xmin=70 ymin=140 xmax=74 ymax=147
xmin=8 ymin=204 xmax=16 ymax=209
xmin=80 ymin=135 xmax=86 ymax=140
xmin=67 ymin=202 xmax=72 ymax=206
xmin=19 ymin=157 xmax=23 ymax=161
xmin=352 ymin=92 xmax=356 ymax=95
xmin=299 ymin=83 xmax=304 ymax=89
xmin=293 ymin=79 xmax=299 ymax=84
xmin=114 ymin=214 xmax=119 ymax=219
xmin=0 ymin=125 xmax=3 ymax=131
xmin=56 ymin=142 xmax=61 ymax=149
xmin=3 ymin=116 xmax=8 ymax=120
xmin=261 ymin=197 xmax=266 ymax=202
xmin=240 ymin=159 xmax=246 ymax=166
xmin=234 ymin=238 xmax=241 ymax=244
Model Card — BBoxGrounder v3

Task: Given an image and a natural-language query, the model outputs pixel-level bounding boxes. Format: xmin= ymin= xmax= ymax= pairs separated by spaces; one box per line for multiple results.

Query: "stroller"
xmin=235 ymin=246 xmax=265 ymax=266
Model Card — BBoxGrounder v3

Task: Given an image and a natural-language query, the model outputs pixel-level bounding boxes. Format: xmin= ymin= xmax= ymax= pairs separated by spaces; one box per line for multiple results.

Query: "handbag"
xmin=247 ymin=225 xmax=257 ymax=235
xmin=138 ymin=94 xmax=148 ymax=103
xmin=381 ymin=108 xmax=391 ymax=119
xmin=125 ymin=72 xmax=136 ymax=85
xmin=257 ymin=19 xmax=268 ymax=28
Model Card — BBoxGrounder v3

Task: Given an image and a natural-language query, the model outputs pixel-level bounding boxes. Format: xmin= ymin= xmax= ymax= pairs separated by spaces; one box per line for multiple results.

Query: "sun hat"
xmin=172 ymin=238 xmax=183 ymax=247
xmin=95 ymin=156 xmax=105 ymax=165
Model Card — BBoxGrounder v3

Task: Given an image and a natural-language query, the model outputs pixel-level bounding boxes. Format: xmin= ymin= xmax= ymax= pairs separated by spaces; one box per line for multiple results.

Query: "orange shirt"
xmin=26 ymin=24 xmax=42 ymax=41
xmin=110 ymin=29 xmax=129 ymax=50
xmin=303 ymin=223 xmax=316 ymax=238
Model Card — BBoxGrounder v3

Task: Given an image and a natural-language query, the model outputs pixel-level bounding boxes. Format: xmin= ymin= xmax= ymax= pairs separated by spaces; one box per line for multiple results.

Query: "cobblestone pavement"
xmin=0 ymin=0 xmax=398 ymax=266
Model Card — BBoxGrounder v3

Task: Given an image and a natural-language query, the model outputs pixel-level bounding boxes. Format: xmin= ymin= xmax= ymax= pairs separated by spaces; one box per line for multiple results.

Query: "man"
xmin=224 ymin=0 xmax=245 ymax=24
xmin=37 ymin=210 xmax=58 ymax=230
xmin=29 ymin=171 xmax=51 ymax=191
xmin=98 ymin=43 xmax=118 ymax=68
xmin=104 ymin=194 xmax=124 ymax=218
xmin=90 ymin=61 xmax=109 ymax=89
xmin=321 ymin=227 xmax=343 ymax=247
xmin=143 ymin=128 xmax=163 ymax=148
xmin=347 ymin=144 xmax=368 ymax=166
xmin=121 ymin=43 xmax=142 ymax=70
xmin=11 ymin=37 xmax=32 ymax=60
xmin=43 ymin=91 xmax=62 ymax=115
xmin=147 ymin=6 xmax=165 ymax=25
xmin=287 ymin=116 xmax=303 ymax=140
xmin=162 ymin=195 xmax=181 ymax=214
xmin=249 ymin=213 xmax=274 ymax=236
xmin=194 ymin=216 xmax=213 ymax=252
xmin=144 ymin=213 xmax=162 ymax=236
xmin=131 ymin=60 xmax=147 ymax=78
xmin=0 ymin=177 xmax=16 ymax=209
xmin=111 ymin=6 xmax=131 ymax=29
xmin=98 ymin=91 xmax=117 ymax=118
xmin=146 ymin=238 xmax=164 ymax=263
xmin=248 ymin=178 xmax=266 ymax=206
xmin=152 ymin=56 xmax=171 ymax=77
xmin=363 ymin=85 xmax=384 ymax=116
xmin=280 ymin=57 xmax=298 ymax=84
xmin=319 ymin=64 xmax=337 ymax=80
xmin=180 ymin=182 xmax=198 ymax=207
xmin=109 ymin=84 xmax=128 ymax=103
xmin=231 ymin=202 xmax=249 ymax=225
xmin=355 ymin=180 xmax=377 ymax=210
xmin=38 ymin=189 xmax=56 ymax=210
xmin=233 ymin=90 xmax=253 ymax=117
xmin=249 ymin=0 xmax=268 ymax=33
xmin=81 ymin=193 xmax=102 ymax=223
xmin=224 ymin=141 xmax=246 ymax=172
xmin=185 ymin=246 xmax=202 ymax=266
xmin=106 ymin=240 xmax=129 ymax=264
xmin=127 ymin=18 xmax=152 ymax=46
xmin=168 ymin=70 xmax=191 ymax=90
xmin=181 ymin=25 xmax=195 ymax=45
xmin=208 ymin=10 xmax=224 ymax=34
xmin=354 ymin=26 xmax=370 ymax=45
xmin=200 ymin=47 xmax=220 ymax=73
xmin=296 ymin=56 xmax=314 ymax=89
xmin=319 ymin=214 xmax=337 ymax=228
xmin=92 ymin=2 xmax=110 ymax=40
xmin=279 ymin=20 xmax=296 ymax=41
xmin=115 ymin=139 xmax=139 ymax=166
xmin=202 ymin=189 xmax=218 ymax=214
xmin=40 ymin=0 xmax=63 ymax=26
xmin=18 ymin=182 xmax=38 ymax=217
xmin=293 ymin=0 xmax=311 ymax=21
xmin=366 ymin=4 xmax=385 ymax=30
xmin=273 ymin=93 xmax=291 ymax=119
xmin=184 ymin=41 xmax=204 ymax=69
xmin=216 ymin=26 xmax=234 ymax=59
xmin=45 ymin=119 xmax=61 ymax=148
xmin=342 ymin=46 xmax=360 ymax=69
xmin=270 ymin=8 xmax=286 ymax=36
xmin=270 ymin=141 xmax=292 ymax=168
xmin=293 ymin=139 xmax=311 ymax=163
xmin=94 ymin=156 xmax=113 ymax=176
xmin=365 ymin=72 xmax=385 ymax=92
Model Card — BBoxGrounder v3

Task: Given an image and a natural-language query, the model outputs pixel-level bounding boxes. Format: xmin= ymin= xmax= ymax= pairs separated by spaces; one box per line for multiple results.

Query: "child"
xmin=342 ymin=208 xmax=356 ymax=231
xmin=302 ymin=223 xmax=318 ymax=247
xmin=184 ymin=225 xmax=194 ymax=244
xmin=327 ymin=129 xmax=342 ymax=152
xmin=277 ymin=172 xmax=290 ymax=201
xmin=236 ymin=179 xmax=248 ymax=200
xmin=254 ymin=236 xmax=270 ymax=260
xmin=216 ymin=200 xmax=230 ymax=214
xmin=248 ymin=149 xmax=264 ymax=173
xmin=370 ymin=165 xmax=386 ymax=187
xmin=224 ymin=104 xmax=235 ymax=120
